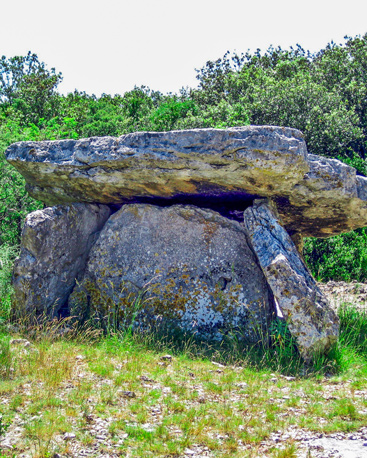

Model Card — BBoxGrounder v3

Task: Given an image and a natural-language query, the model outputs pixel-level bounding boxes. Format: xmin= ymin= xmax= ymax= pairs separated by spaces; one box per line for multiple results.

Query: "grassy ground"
xmin=0 ymin=304 xmax=366 ymax=458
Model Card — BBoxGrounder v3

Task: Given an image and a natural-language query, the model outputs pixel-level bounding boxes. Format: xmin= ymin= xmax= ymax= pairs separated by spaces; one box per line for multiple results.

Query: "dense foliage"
xmin=304 ymin=228 xmax=367 ymax=282
xmin=2 ymin=34 xmax=367 ymax=292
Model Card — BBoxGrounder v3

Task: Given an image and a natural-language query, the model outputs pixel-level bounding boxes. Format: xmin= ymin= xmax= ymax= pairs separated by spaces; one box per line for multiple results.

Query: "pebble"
xmin=0 ymin=440 xmax=13 ymax=450
xmin=160 ymin=354 xmax=173 ymax=362
xmin=64 ymin=432 xmax=76 ymax=440
xmin=139 ymin=375 xmax=155 ymax=382
xmin=211 ymin=361 xmax=225 ymax=368
xmin=119 ymin=390 xmax=136 ymax=398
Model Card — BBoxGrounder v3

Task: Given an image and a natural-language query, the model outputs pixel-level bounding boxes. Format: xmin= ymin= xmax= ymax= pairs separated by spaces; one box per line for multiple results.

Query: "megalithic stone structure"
xmin=6 ymin=126 xmax=360 ymax=359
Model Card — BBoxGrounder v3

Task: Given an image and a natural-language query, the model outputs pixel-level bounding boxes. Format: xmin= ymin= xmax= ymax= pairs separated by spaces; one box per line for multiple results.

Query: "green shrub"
xmin=304 ymin=229 xmax=367 ymax=282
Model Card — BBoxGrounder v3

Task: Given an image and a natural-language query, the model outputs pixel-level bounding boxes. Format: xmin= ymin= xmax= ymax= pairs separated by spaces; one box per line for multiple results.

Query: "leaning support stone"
xmin=13 ymin=203 xmax=111 ymax=317
xmin=243 ymin=199 xmax=339 ymax=361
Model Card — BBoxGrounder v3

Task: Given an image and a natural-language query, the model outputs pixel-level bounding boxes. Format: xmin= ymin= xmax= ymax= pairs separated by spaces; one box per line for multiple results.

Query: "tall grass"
xmin=339 ymin=305 xmax=367 ymax=353
xmin=0 ymin=244 xmax=17 ymax=324
xmin=0 ymin=298 xmax=366 ymax=457
xmin=104 ymin=300 xmax=367 ymax=379
xmin=0 ymin=336 xmax=12 ymax=379
xmin=0 ymin=237 xmax=366 ymax=377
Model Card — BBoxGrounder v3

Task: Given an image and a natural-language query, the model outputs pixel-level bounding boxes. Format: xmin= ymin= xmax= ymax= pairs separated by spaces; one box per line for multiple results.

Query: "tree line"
xmin=2 ymin=35 xmax=367 ymax=281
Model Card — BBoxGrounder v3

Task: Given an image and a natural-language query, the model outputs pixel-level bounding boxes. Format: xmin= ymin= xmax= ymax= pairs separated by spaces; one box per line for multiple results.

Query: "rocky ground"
xmin=5 ymin=373 xmax=367 ymax=458
xmin=1 ymin=281 xmax=367 ymax=458
xmin=319 ymin=281 xmax=367 ymax=313
xmin=287 ymin=281 xmax=367 ymax=458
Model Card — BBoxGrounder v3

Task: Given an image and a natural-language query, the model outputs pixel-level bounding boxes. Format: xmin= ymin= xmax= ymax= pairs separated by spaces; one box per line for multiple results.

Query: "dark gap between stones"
xmin=108 ymin=191 xmax=260 ymax=222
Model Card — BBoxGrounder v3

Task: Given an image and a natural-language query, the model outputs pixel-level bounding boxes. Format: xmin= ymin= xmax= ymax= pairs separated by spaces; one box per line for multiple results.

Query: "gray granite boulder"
xmin=69 ymin=204 xmax=275 ymax=339
xmin=6 ymin=126 xmax=367 ymax=238
xmin=12 ymin=203 xmax=111 ymax=317
xmin=243 ymin=199 xmax=339 ymax=360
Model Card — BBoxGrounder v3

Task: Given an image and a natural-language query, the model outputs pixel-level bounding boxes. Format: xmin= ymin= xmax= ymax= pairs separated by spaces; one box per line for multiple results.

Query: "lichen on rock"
xmin=12 ymin=203 xmax=111 ymax=317
xmin=69 ymin=204 xmax=275 ymax=339
xmin=7 ymin=126 xmax=347 ymax=357
xmin=243 ymin=199 xmax=339 ymax=360
xmin=6 ymin=126 xmax=367 ymax=238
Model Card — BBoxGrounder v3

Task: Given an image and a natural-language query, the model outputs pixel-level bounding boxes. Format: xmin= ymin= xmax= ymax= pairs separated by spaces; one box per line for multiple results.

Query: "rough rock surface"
xmin=69 ymin=204 xmax=275 ymax=339
xmin=5 ymin=126 xmax=307 ymax=206
xmin=6 ymin=126 xmax=367 ymax=237
xmin=13 ymin=203 xmax=111 ymax=316
xmin=275 ymin=154 xmax=367 ymax=237
xmin=319 ymin=281 xmax=367 ymax=315
xmin=243 ymin=199 xmax=339 ymax=360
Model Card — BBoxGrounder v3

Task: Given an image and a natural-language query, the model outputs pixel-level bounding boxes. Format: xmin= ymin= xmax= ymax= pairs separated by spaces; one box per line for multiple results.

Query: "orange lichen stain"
xmin=171 ymin=180 xmax=198 ymax=194
xmin=69 ymin=258 xmax=268 ymax=339
xmin=124 ymin=205 xmax=145 ymax=219
xmin=203 ymin=221 xmax=218 ymax=247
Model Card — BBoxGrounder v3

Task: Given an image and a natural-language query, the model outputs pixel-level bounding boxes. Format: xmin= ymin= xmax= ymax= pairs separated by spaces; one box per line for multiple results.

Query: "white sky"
xmin=1 ymin=0 xmax=367 ymax=97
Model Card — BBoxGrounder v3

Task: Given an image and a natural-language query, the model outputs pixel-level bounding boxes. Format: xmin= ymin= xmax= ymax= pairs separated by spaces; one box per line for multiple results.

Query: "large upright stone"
xmin=13 ymin=203 xmax=111 ymax=316
xmin=69 ymin=204 xmax=275 ymax=339
xmin=243 ymin=200 xmax=339 ymax=360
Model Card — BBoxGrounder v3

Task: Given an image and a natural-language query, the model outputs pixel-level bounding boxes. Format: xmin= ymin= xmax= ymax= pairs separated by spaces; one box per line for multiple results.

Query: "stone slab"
xmin=6 ymin=126 xmax=367 ymax=238
xmin=243 ymin=199 xmax=339 ymax=360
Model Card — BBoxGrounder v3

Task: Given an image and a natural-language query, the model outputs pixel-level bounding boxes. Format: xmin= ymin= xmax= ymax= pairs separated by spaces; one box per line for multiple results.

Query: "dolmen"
xmin=7 ymin=126 xmax=367 ymax=360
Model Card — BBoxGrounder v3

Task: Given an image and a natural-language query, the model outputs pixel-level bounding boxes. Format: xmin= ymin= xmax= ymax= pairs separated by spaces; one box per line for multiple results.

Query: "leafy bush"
xmin=150 ymin=99 xmax=198 ymax=131
xmin=3 ymin=38 xmax=367 ymax=285
xmin=304 ymin=228 xmax=367 ymax=282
